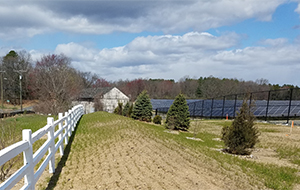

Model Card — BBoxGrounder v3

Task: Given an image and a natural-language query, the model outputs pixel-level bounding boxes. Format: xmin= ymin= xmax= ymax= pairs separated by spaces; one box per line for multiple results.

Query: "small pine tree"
xmin=128 ymin=103 xmax=133 ymax=117
xmin=222 ymin=100 xmax=260 ymax=155
xmin=122 ymin=102 xmax=130 ymax=116
xmin=166 ymin=93 xmax=190 ymax=130
xmin=131 ymin=90 xmax=152 ymax=122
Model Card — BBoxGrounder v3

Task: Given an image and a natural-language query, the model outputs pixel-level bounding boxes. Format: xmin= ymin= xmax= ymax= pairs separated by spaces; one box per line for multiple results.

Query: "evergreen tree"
xmin=166 ymin=93 xmax=190 ymax=130
xmin=222 ymin=100 xmax=260 ymax=155
xmin=122 ymin=102 xmax=130 ymax=116
xmin=131 ymin=90 xmax=152 ymax=122
xmin=128 ymin=103 xmax=133 ymax=117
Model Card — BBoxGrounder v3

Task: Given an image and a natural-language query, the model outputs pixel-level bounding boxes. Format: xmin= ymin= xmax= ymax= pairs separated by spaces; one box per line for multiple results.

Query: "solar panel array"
xmin=152 ymin=88 xmax=300 ymax=121
xmin=188 ymin=100 xmax=300 ymax=117
xmin=152 ymin=99 xmax=300 ymax=119
xmin=151 ymin=99 xmax=199 ymax=110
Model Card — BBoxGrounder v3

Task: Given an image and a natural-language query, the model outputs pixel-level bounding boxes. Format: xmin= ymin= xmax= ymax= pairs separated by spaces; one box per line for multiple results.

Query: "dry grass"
xmin=190 ymin=119 xmax=300 ymax=167
xmin=48 ymin=114 xmax=244 ymax=190
xmin=39 ymin=113 xmax=300 ymax=190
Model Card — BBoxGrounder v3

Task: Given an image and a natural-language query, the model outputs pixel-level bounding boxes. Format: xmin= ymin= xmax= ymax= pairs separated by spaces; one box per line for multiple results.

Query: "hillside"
xmin=37 ymin=112 xmax=300 ymax=190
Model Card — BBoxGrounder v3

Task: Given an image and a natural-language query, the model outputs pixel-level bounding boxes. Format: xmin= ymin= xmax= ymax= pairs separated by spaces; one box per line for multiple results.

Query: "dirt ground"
xmin=52 ymin=132 xmax=230 ymax=189
xmin=48 ymin=117 xmax=266 ymax=190
xmin=8 ymin=116 xmax=300 ymax=190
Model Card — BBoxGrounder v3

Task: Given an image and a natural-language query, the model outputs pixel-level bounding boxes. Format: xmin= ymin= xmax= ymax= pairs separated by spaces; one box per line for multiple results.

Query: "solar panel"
xmin=153 ymin=99 xmax=300 ymax=119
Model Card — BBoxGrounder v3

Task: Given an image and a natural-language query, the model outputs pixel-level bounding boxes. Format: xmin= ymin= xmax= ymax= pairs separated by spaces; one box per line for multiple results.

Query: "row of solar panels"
xmin=151 ymin=99 xmax=300 ymax=118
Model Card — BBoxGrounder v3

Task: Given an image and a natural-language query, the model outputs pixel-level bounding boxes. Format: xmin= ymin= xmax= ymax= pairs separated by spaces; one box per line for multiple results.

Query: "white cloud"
xmin=259 ymin=38 xmax=288 ymax=46
xmin=48 ymin=32 xmax=300 ymax=85
xmin=53 ymin=32 xmax=240 ymax=69
xmin=2 ymin=29 xmax=299 ymax=85
xmin=296 ymin=5 xmax=300 ymax=14
xmin=0 ymin=0 xmax=288 ymax=40
xmin=127 ymin=32 xmax=240 ymax=54
xmin=55 ymin=42 xmax=97 ymax=62
xmin=294 ymin=1 xmax=300 ymax=14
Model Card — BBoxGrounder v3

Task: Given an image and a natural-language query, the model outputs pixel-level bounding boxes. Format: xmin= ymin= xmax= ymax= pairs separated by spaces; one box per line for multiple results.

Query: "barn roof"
xmin=78 ymin=87 xmax=114 ymax=99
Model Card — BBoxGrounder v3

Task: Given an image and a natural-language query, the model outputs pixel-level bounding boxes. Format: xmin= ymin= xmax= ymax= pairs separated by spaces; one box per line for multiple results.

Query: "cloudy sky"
xmin=0 ymin=0 xmax=300 ymax=85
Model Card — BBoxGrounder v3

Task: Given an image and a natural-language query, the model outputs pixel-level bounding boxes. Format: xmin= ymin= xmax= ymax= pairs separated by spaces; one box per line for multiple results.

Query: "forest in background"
xmin=114 ymin=77 xmax=298 ymax=100
xmin=1 ymin=50 xmax=298 ymax=113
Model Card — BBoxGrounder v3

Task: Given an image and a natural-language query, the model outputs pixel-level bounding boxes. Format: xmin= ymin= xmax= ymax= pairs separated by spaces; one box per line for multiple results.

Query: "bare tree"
xmin=179 ymin=76 xmax=199 ymax=98
xmin=94 ymin=93 xmax=104 ymax=111
xmin=30 ymin=54 xmax=82 ymax=114
xmin=78 ymin=71 xmax=99 ymax=88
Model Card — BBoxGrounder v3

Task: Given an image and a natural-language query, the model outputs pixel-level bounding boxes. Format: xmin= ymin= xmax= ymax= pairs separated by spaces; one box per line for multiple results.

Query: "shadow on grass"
xmin=45 ymin=116 xmax=82 ymax=190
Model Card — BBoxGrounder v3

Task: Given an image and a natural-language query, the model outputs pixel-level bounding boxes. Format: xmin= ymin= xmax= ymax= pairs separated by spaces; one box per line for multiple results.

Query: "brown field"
xmin=47 ymin=117 xmax=245 ymax=190
xmin=10 ymin=112 xmax=300 ymax=190
xmin=0 ymin=100 xmax=37 ymax=111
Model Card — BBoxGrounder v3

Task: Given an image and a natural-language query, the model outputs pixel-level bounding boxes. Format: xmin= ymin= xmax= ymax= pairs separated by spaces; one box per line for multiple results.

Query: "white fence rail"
xmin=0 ymin=105 xmax=84 ymax=190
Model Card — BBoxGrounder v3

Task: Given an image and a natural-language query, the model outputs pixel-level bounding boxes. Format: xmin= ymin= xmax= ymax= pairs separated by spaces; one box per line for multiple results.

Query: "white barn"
xmin=74 ymin=87 xmax=129 ymax=114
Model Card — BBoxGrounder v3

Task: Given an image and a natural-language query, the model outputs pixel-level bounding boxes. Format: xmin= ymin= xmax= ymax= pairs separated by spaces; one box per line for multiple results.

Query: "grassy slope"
xmin=51 ymin=112 xmax=299 ymax=190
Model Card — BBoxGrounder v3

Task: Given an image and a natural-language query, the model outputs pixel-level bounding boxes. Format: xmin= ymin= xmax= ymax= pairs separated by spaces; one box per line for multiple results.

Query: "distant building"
xmin=73 ymin=87 xmax=129 ymax=114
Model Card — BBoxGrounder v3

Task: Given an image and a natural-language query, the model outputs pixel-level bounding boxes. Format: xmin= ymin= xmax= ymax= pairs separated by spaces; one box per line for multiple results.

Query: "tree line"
xmin=114 ymin=77 xmax=299 ymax=101
xmin=1 ymin=50 xmax=298 ymax=114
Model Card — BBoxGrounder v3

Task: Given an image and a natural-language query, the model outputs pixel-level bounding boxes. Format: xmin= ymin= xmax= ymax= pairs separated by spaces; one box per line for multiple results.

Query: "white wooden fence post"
xmin=0 ymin=105 xmax=84 ymax=189
xmin=75 ymin=109 xmax=78 ymax=123
xmin=58 ymin=113 xmax=64 ymax=156
xmin=68 ymin=110 xmax=72 ymax=137
xmin=47 ymin=117 xmax=55 ymax=174
xmin=71 ymin=110 xmax=74 ymax=131
xmin=74 ymin=109 xmax=77 ymax=123
xmin=64 ymin=111 xmax=68 ymax=145
xmin=22 ymin=129 xmax=34 ymax=190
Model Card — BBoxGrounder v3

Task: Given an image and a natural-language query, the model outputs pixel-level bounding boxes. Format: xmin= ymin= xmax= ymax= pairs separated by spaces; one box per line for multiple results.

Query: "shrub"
xmin=221 ymin=100 xmax=260 ymax=155
xmin=113 ymin=102 xmax=123 ymax=115
xmin=131 ymin=90 xmax=152 ymax=122
xmin=153 ymin=115 xmax=162 ymax=125
xmin=166 ymin=93 xmax=190 ymax=130
xmin=122 ymin=102 xmax=130 ymax=117
xmin=128 ymin=103 xmax=133 ymax=117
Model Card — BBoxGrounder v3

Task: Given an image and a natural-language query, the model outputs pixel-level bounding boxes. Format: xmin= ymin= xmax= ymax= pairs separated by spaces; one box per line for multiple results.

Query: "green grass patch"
xmin=1 ymin=114 xmax=59 ymax=170
xmin=4 ymin=114 xmax=48 ymax=133
xmin=276 ymin=145 xmax=300 ymax=166
xmin=260 ymin=128 xmax=280 ymax=133
xmin=202 ymin=119 xmax=233 ymax=127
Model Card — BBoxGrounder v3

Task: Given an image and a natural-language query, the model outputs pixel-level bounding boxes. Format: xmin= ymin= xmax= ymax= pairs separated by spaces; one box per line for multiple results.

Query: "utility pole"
xmin=14 ymin=69 xmax=27 ymax=112
xmin=19 ymin=74 xmax=22 ymax=111
xmin=0 ymin=71 xmax=4 ymax=109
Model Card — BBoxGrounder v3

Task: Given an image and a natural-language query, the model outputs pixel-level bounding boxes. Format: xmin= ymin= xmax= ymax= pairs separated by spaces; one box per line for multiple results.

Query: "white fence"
xmin=0 ymin=105 xmax=84 ymax=190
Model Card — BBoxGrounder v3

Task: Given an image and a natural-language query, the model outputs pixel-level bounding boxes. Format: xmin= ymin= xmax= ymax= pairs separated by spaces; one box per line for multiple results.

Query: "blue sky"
xmin=207 ymin=2 xmax=300 ymax=47
xmin=0 ymin=0 xmax=300 ymax=85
